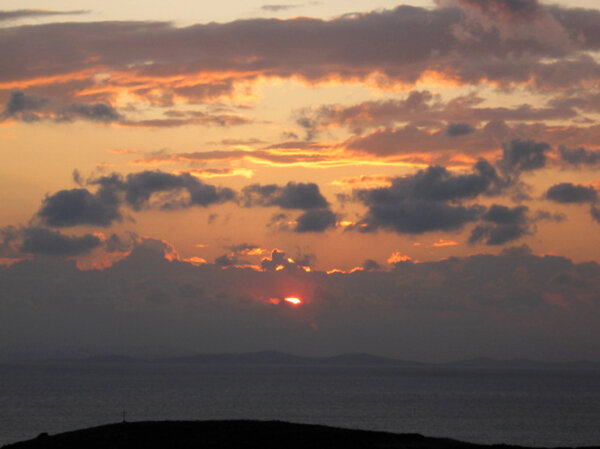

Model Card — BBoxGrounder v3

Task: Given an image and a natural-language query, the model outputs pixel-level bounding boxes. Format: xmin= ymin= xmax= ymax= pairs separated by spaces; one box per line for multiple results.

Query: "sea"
xmin=0 ymin=363 xmax=599 ymax=447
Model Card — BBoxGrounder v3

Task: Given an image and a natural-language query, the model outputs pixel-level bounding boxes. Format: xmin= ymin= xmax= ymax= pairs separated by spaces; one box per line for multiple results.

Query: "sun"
xmin=284 ymin=297 xmax=302 ymax=305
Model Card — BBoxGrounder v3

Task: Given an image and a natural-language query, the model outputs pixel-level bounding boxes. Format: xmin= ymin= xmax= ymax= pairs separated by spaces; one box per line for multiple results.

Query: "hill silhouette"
xmin=5 ymin=421 xmax=598 ymax=449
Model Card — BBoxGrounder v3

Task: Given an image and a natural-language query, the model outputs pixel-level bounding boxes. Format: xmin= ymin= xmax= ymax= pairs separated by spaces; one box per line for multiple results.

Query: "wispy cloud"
xmin=0 ymin=9 xmax=87 ymax=22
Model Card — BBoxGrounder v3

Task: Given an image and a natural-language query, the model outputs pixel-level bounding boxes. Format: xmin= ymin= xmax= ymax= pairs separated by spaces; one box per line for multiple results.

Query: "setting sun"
xmin=284 ymin=297 xmax=302 ymax=305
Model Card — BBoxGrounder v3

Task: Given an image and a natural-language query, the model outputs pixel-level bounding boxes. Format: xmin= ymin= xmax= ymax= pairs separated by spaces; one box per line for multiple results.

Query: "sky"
xmin=1 ymin=0 xmax=600 ymax=362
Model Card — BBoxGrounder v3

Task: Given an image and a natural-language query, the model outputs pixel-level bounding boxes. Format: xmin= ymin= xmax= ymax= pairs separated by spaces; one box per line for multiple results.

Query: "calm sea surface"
xmin=0 ymin=363 xmax=599 ymax=447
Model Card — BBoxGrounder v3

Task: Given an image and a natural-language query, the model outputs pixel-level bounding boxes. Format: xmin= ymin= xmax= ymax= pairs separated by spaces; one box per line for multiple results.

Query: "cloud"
xmin=0 ymin=226 xmax=23 ymax=259
xmin=350 ymin=162 xmax=506 ymax=235
xmin=1 ymin=91 xmax=121 ymax=124
xmin=37 ymin=171 xmax=235 ymax=228
xmin=331 ymin=174 xmax=393 ymax=189
xmin=344 ymin=122 xmax=505 ymax=158
xmin=20 ymin=228 xmax=101 ymax=256
xmin=499 ymin=139 xmax=551 ymax=174
xmin=361 ymin=259 xmax=382 ymax=271
xmin=0 ymin=9 xmax=87 ymax=22
xmin=133 ymin=146 xmax=338 ymax=169
xmin=57 ymin=103 xmax=121 ymax=123
xmin=469 ymin=204 xmax=531 ymax=245
xmin=227 ymin=243 xmax=264 ymax=255
xmin=294 ymin=208 xmax=337 ymax=233
xmin=1 ymin=239 xmax=599 ymax=361
xmin=452 ymin=0 xmax=542 ymax=20
xmin=296 ymin=91 xmax=577 ymax=137
xmin=558 ymin=145 xmax=600 ymax=166
xmin=295 ymin=90 xmax=440 ymax=135
xmin=261 ymin=3 xmax=320 ymax=12
xmin=356 ymin=200 xmax=483 ymax=234
xmin=38 ymin=188 xmax=122 ymax=228
xmin=2 ymin=225 xmax=133 ymax=262
xmin=545 ymin=183 xmax=598 ymax=204
xmin=1 ymin=90 xmax=253 ymax=128
xmin=92 ymin=171 xmax=235 ymax=210
xmin=591 ymin=205 xmax=600 ymax=223
xmin=240 ymin=182 xmax=337 ymax=232
xmin=215 ymin=253 xmax=238 ymax=267
xmin=1 ymin=91 xmax=48 ymax=120
xmin=241 ymin=182 xmax=328 ymax=210
xmin=3 ymin=1 xmax=600 ymax=111
xmin=121 ymin=113 xmax=251 ymax=128
xmin=543 ymin=183 xmax=600 ymax=223
xmin=357 ymin=161 xmax=500 ymax=203
xmin=446 ymin=122 xmax=475 ymax=137
xmin=258 ymin=248 xmax=313 ymax=271
xmin=215 ymin=243 xmax=266 ymax=266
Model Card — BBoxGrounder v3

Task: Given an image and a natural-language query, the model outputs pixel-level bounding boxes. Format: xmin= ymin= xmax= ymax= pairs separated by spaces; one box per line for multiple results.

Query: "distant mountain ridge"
xmin=44 ymin=351 xmax=600 ymax=368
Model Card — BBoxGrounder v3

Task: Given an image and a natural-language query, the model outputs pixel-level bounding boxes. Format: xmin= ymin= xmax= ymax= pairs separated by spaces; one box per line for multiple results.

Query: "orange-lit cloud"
xmin=387 ymin=252 xmax=413 ymax=264
xmin=331 ymin=174 xmax=393 ymax=188
xmin=433 ymin=239 xmax=460 ymax=247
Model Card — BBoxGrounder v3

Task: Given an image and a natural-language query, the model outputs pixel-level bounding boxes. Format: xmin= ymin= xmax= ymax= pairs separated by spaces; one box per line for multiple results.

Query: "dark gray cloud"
xmin=446 ymin=122 xmax=475 ymax=137
xmin=559 ymin=145 xmax=600 ymax=166
xmin=469 ymin=204 xmax=531 ymax=245
xmin=294 ymin=208 xmax=337 ymax=233
xmin=260 ymin=249 xmax=287 ymax=270
xmin=545 ymin=183 xmax=598 ymax=204
xmin=499 ymin=139 xmax=551 ymax=174
xmin=56 ymin=102 xmax=121 ymax=123
xmin=1 ymin=238 xmax=599 ymax=361
xmin=20 ymin=228 xmax=101 ymax=256
xmin=215 ymin=253 xmax=238 ymax=267
xmin=0 ymin=9 xmax=86 ymax=22
xmin=105 ymin=233 xmax=135 ymax=253
xmin=0 ymin=226 xmax=22 ymax=258
xmin=362 ymin=259 xmax=382 ymax=271
xmin=38 ymin=171 xmax=235 ymax=228
xmin=92 ymin=171 xmax=235 ymax=210
xmin=257 ymin=248 xmax=313 ymax=271
xmin=2 ymin=91 xmax=250 ymax=128
xmin=240 ymin=182 xmax=337 ymax=233
xmin=543 ymin=182 xmax=600 ymax=224
xmin=358 ymin=161 xmax=500 ymax=203
xmin=38 ymin=188 xmax=122 ymax=228
xmin=351 ymin=162 xmax=504 ymax=235
xmin=2 ymin=91 xmax=48 ymax=120
xmin=483 ymin=204 xmax=529 ymax=225
xmin=242 ymin=182 xmax=328 ymax=210
xmin=1 ymin=91 xmax=121 ymax=123
xmin=356 ymin=200 xmax=483 ymax=234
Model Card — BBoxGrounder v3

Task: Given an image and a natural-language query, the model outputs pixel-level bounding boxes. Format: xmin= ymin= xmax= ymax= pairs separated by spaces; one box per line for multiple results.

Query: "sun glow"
xmin=284 ymin=297 xmax=302 ymax=305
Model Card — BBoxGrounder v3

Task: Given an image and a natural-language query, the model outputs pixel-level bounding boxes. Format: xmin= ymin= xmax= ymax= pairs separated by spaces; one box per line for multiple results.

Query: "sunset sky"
xmin=1 ymin=0 xmax=600 ymax=361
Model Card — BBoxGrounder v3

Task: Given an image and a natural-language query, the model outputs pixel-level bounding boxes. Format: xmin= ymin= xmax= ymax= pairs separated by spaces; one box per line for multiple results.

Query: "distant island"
xmin=5 ymin=420 xmax=599 ymax=449
xmin=45 ymin=351 xmax=600 ymax=369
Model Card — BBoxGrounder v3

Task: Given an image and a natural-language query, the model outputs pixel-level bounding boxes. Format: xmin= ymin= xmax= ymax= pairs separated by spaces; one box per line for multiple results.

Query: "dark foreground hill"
xmin=3 ymin=421 xmax=598 ymax=449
